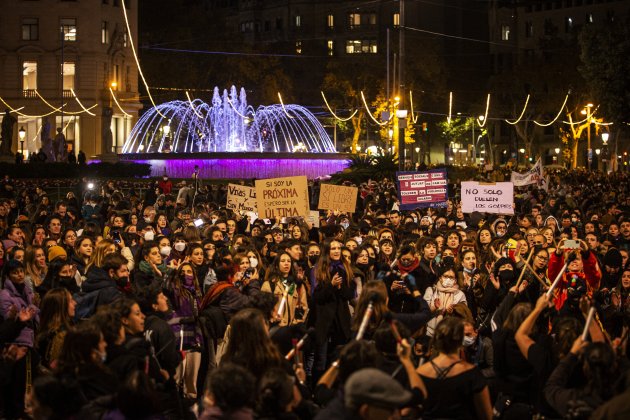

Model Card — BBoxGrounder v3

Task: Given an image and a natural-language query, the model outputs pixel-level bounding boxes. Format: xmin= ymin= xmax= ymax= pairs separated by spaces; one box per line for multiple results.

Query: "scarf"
xmin=397 ymin=258 xmax=420 ymax=275
xmin=138 ymin=260 xmax=167 ymax=276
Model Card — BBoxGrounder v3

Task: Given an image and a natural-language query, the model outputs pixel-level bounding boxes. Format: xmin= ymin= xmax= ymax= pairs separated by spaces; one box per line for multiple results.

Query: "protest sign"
xmin=318 ymin=184 xmax=358 ymax=213
xmin=396 ymin=169 xmax=448 ymax=210
xmin=461 ymin=181 xmax=514 ymax=215
xmin=226 ymin=184 xmax=257 ymax=213
xmin=511 ymin=158 xmax=543 ymax=187
xmin=307 ymin=210 xmax=320 ymax=228
xmin=255 ymin=176 xmax=309 ymax=219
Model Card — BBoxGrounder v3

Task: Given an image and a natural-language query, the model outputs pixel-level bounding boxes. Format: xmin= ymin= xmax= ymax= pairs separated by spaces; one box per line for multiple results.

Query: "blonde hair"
xmin=85 ymin=239 xmax=115 ymax=272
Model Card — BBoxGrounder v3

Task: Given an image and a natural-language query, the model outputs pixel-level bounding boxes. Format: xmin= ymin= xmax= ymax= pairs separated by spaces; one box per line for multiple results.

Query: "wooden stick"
xmin=581 ymin=307 xmax=596 ymax=341
xmin=515 ymin=249 xmax=535 ymax=289
xmin=546 ymin=262 xmax=568 ymax=297
xmin=522 ymin=260 xmax=549 ymax=287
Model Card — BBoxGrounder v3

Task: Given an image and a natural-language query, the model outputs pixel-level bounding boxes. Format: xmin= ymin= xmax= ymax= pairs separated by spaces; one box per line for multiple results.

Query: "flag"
xmin=511 ymin=158 xmax=543 ymax=187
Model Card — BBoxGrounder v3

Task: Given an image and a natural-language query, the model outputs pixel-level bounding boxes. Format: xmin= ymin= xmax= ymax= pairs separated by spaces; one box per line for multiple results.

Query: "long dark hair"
xmin=56 ymin=321 xmax=103 ymax=372
xmin=38 ymin=288 xmax=73 ymax=338
xmin=263 ymin=252 xmax=296 ymax=285
xmin=222 ymin=308 xmax=282 ymax=380
xmin=314 ymin=238 xmax=353 ymax=286
xmin=168 ymin=262 xmax=202 ymax=311
xmin=351 ymin=281 xmax=388 ymax=332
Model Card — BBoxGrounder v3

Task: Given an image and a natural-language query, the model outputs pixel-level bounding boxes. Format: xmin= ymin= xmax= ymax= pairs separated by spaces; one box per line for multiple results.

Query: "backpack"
xmin=73 ymin=289 xmax=101 ymax=321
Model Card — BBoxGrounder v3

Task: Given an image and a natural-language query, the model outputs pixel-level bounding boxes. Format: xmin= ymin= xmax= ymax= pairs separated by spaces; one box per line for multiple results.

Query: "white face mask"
xmin=249 ymin=257 xmax=258 ymax=268
xmin=144 ymin=217 xmax=152 ymax=223
xmin=354 ymin=236 xmax=363 ymax=245
xmin=441 ymin=277 xmax=455 ymax=288
xmin=174 ymin=242 xmax=186 ymax=252
xmin=463 ymin=336 xmax=476 ymax=347
xmin=144 ymin=231 xmax=155 ymax=241
xmin=160 ymin=246 xmax=172 ymax=256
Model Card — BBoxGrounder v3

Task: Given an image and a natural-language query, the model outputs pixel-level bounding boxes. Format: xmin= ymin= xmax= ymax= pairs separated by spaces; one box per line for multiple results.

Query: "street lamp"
xmin=601 ymin=133 xmax=610 ymax=172
xmin=396 ymin=109 xmax=408 ymax=170
xmin=18 ymin=126 xmax=26 ymax=155
xmin=581 ymin=103 xmax=594 ymax=170
xmin=415 ymin=146 xmax=420 ymax=168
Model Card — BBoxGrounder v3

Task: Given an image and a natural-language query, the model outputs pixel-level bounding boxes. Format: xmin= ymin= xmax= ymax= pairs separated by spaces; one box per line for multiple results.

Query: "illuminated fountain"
xmin=122 ymin=86 xmax=335 ymax=154
xmin=119 ymin=86 xmax=347 ymax=179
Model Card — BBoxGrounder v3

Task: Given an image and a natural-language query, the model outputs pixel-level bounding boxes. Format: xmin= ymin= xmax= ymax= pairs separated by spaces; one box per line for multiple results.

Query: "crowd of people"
xmin=0 ymin=168 xmax=629 ymax=419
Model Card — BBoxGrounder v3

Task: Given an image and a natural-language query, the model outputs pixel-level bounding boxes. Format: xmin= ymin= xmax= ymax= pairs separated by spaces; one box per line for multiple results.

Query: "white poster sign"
xmin=461 ymin=181 xmax=514 ymax=215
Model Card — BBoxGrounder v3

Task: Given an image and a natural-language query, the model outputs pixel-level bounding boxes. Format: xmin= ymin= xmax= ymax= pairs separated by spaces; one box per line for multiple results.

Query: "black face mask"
xmin=498 ymin=270 xmax=515 ymax=283
xmin=308 ymin=255 xmax=319 ymax=265
xmin=115 ymin=276 xmax=130 ymax=289
xmin=357 ymin=262 xmax=370 ymax=272
xmin=368 ymin=256 xmax=376 ymax=267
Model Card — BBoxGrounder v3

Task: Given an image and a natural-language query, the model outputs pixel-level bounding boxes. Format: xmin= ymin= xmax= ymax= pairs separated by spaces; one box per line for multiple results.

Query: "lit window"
xmin=501 ymin=25 xmax=510 ymax=41
xmin=61 ymin=18 xmax=77 ymax=41
xmin=101 ymin=21 xmax=109 ymax=44
xmin=295 ymin=15 xmax=301 ymax=27
xmin=586 ymin=13 xmax=593 ymax=24
xmin=23 ymin=61 xmax=37 ymax=90
xmin=123 ymin=33 xmax=128 ymax=47
xmin=296 ymin=41 xmax=302 ymax=54
xmin=22 ymin=18 xmax=39 ymax=41
xmin=345 ymin=40 xmax=377 ymax=54
xmin=565 ymin=17 xmax=573 ymax=32
xmin=327 ymin=14 xmax=334 ymax=28
xmin=369 ymin=13 xmax=376 ymax=25
xmin=62 ymin=62 xmax=75 ymax=91
xmin=349 ymin=13 xmax=361 ymax=28
xmin=393 ymin=13 xmax=400 ymax=27
xmin=327 ymin=40 xmax=334 ymax=56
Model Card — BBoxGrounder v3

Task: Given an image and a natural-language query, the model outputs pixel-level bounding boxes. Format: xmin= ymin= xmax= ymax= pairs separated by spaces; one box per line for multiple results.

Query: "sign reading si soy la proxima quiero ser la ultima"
xmin=461 ymin=181 xmax=514 ymax=215
xmin=396 ymin=169 xmax=448 ymax=210
xmin=226 ymin=184 xmax=257 ymax=213
xmin=318 ymin=183 xmax=358 ymax=214
xmin=255 ymin=176 xmax=309 ymax=219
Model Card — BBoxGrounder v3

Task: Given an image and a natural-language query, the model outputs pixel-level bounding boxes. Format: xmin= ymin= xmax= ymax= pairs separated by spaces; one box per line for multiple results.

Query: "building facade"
xmin=0 ymin=0 xmax=141 ymax=160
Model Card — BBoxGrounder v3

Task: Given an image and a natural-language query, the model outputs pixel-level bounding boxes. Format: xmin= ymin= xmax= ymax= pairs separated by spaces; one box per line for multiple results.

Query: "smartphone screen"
xmin=194 ymin=219 xmax=204 ymax=227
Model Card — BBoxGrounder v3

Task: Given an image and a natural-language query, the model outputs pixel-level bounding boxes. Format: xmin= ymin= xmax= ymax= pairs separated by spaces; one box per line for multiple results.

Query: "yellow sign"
xmin=318 ymin=183 xmax=358 ymax=214
xmin=255 ymin=176 xmax=309 ymax=219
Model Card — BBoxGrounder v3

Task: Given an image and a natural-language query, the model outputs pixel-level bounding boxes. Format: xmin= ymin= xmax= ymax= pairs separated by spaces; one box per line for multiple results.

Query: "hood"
xmin=82 ymin=267 xmax=116 ymax=293
xmin=544 ymin=215 xmax=559 ymax=230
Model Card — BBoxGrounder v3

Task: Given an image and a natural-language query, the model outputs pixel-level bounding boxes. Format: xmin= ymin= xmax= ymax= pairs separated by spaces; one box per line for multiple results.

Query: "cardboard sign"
xmin=307 ymin=210 xmax=320 ymax=228
xmin=255 ymin=176 xmax=309 ymax=219
xmin=396 ymin=169 xmax=448 ymax=210
xmin=318 ymin=184 xmax=358 ymax=213
xmin=226 ymin=184 xmax=257 ymax=213
xmin=461 ymin=181 xmax=514 ymax=215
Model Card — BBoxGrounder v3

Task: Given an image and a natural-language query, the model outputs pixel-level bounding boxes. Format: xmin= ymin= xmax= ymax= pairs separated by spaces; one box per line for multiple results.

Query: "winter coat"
xmin=0 ymin=280 xmax=39 ymax=347
xmin=82 ymin=267 xmax=123 ymax=307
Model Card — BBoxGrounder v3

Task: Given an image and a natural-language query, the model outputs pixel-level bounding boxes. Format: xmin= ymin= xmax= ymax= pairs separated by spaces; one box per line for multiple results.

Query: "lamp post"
xmin=415 ymin=146 xmax=420 ymax=168
xmin=518 ymin=148 xmax=525 ymax=167
xmin=18 ymin=126 xmax=26 ymax=155
xmin=396 ymin=109 xmax=408 ymax=171
xmin=581 ymin=103 xmax=594 ymax=170
xmin=602 ymin=132 xmax=609 ymax=172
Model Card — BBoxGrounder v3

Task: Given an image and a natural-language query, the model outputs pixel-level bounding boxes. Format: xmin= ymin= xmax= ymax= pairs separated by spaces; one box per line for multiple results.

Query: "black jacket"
xmin=145 ymin=311 xmax=181 ymax=377
xmin=82 ymin=267 xmax=122 ymax=307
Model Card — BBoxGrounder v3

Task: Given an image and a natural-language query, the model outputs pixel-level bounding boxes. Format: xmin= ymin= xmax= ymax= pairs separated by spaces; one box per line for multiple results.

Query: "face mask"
xmin=368 ymin=256 xmax=376 ymax=266
xmin=357 ymin=262 xmax=370 ymax=272
xmin=144 ymin=231 xmax=154 ymax=241
xmin=354 ymin=236 xmax=363 ymax=245
xmin=99 ymin=351 xmax=107 ymax=363
xmin=463 ymin=336 xmax=476 ymax=347
xmin=160 ymin=246 xmax=172 ymax=256
xmin=308 ymin=255 xmax=319 ymax=265
xmin=401 ymin=259 xmax=415 ymax=267
xmin=441 ymin=278 xmax=455 ymax=288
xmin=412 ymin=216 xmax=418 ymax=224
xmin=496 ymin=231 xmax=505 ymax=238
xmin=144 ymin=217 xmax=152 ymax=223
xmin=498 ymin=270 xmax=515 ymax=283
xmin=174 ymin=242 xmax=186 ymax=252
xmin=183 ymin=274 xmax=195 ymax=285
xmin=374 ymin=246 xmax=380 ymax=254
xmin=163 ymin=177 xmax=168 ymax=181
xmin=58 ymin=275 xmax=73 ymax=284
xmin=340 ymin=222 xmax=349 ymax=230
xmin=249 ymin=257 xmax=258 ymax=268
xmin=115 ymin=276 xmax=129 ymax=289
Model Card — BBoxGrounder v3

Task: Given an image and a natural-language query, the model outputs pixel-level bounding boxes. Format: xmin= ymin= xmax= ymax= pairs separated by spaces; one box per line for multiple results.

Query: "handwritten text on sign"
xmin=226 ymin=184 xmax=257 ymax=213
xmin=318 ymin=184 xmax=358 ymax=213
xmin=461 ymin=181 xmax=514 ymax=215
xmin=396 ymin=169 xmax=448 ymax=210
xmin=255 ymin=176 xmax=309 ymax=219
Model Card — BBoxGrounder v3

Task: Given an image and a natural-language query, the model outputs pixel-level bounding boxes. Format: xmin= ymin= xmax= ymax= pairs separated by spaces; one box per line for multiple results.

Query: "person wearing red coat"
xmin=547 ymin=239 xmax=601 ymax=311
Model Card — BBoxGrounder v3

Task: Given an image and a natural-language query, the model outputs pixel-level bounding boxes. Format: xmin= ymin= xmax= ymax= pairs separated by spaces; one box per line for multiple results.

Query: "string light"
xmin=34 ymin=90 xmax=64 ymax=112
xmin=360 ymin=91 xmax=389 ymax=126
xmin=447 ymin=91 xmax=453 ymax=125
xmin=120 ymin=1 xmax=166 ymax=118
xmin=0 ymin=96 xmax=65 ymax=118
xmin=278 ymin=93 xmax=294 ymax=119
xmin=505 ymin=95 xmax=530 ymax=125
xmin=185 ymin=91 xmax=204 ymax=119
xmin=70 ymin=89 xmax=97 ymax=116
xmin=533 ymin=93 xmax=569 ymax=126
xmin=109 ymin=88 xmax=132 ymax=117
xmin=477 ymin=94 xmax=490 ymax=127
xmin=320 ymin=91 xmax=357 ymax=122
xmin=409 ymin=91 xmax=419 ymax=124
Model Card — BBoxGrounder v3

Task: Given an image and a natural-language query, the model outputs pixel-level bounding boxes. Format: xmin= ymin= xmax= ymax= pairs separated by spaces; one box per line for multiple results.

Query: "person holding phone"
xmin=548 ymin=238 xmax=601 ymax=313
xmin=311 ymin=239 xmax=354 ymax=379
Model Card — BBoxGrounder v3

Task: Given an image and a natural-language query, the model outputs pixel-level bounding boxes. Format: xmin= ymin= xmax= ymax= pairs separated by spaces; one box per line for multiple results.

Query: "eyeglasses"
xmin=536 ymin=255 xmax=549 ymax=261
